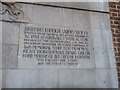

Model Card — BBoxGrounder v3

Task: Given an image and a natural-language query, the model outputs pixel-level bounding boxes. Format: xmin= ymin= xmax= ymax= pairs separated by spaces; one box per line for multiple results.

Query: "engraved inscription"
xmin=21 ymin=26 xmax=91 ymax=67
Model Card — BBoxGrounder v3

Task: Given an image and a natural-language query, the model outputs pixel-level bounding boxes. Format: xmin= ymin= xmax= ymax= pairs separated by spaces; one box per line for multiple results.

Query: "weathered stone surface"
xmin=2 ymin=22 xmax=20 ymax=45
xmin=91 ymin=20 xmax=115 ymax=69
xmin=2 ymin=44 xmax=18 ymax=68
xmin=2 ymin=69 xmax=118 ymax=88
xmin=59 ymin=69 xmax=96 ymax=88
xmin=2 ymin=69 xmax=58 ymax=88
xmin=95 ymin=69 xmax=118 ymax=88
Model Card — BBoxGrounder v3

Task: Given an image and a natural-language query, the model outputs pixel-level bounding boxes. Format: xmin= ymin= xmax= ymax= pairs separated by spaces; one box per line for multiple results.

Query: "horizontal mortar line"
xmin=17 ymin=2 xmax=110 ymax=14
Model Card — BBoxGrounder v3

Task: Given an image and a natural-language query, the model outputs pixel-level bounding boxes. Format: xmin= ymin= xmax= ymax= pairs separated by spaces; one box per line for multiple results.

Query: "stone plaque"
xmin=18 ymin=24 xmax=94 ymax=68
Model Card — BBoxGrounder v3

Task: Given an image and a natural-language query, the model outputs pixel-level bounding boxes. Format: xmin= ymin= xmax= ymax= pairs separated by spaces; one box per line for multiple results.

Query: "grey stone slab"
xmin=32 ymin=5 xmax=64 ymax=26
xmin=2 ymin=44 xmax=18 ymax=69
xmin=0 ymin=23 xmax=2 ymax=68
xmin=38 ymin=2 xmax=109 ymax=12
xmin=99 ymin=13 xmax=111 ymax=30
xmin=0 ymin=15 xmax=1 ymax=21
xmin=108 ymin=48 xmax=116 ymax=69
xmin=59 ymin=69 xmax=96 ymax=88
xmin=2 ymin=69 xmax=37 ymax=88
xmin=98 ymin=1 xmax=109 ymax=12
xmin=2 ymin=22 xmax=20 ymax=45
xmin=2 ymin=69 xmax=58 ymax=88
xmin=94 ymin=48 xmax=116 ymax=69
xmin=0 ymin=44 xmax=2 ymax=69
xmin=95 ymin=69 xmax=118 ymax=88
xmin=72 ymin=9 xmax=90 ymax=28
xmin=92 ymin=28 xmax=114 ymax=49
xmin=62 ymin=8 xmax=73 ymax=27
xmin=91 ymin=27 xmax=115 ymax=68
xmin=59 ymin=69 xmax=118 ymax=88
xmin=36 ymin=69 xmax=59 ymax=88
xmin=90 ymin=12 xmax=101 ymax=29
xmin=0 ymin=72 xmax=1 ymax=90
xmin=0 ymin=22 xmax=2 ymax=44
xmin=90 ymin=12 xmax=111 ymax=30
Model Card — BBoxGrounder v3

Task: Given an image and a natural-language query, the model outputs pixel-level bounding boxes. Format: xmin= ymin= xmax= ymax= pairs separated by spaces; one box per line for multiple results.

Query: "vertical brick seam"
xmin=109 ymin=1 xmax=120 ymax=88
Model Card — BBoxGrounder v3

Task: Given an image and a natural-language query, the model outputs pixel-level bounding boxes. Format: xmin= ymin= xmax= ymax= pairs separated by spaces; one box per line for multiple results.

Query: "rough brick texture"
xmin=109 ymin=1 xmax=120 ymax=87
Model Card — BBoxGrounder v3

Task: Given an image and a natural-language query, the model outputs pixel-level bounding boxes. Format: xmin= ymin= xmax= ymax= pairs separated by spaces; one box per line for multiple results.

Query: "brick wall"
xmin=109 ymin=1 xmax=120 ymax=87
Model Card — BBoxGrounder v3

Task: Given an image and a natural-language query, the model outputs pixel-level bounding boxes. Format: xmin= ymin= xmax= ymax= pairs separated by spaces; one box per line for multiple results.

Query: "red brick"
xmin=109 ymin=4 xmax=116 ymax=8
xmin=113 ymin=38 xmax=116 ymax=41
xmin=115 ymin=52 xmax=120 ymax=56
xmin=117 ymin=5 xmax=120 ymax=9
xmin=113 ymin=33 xmax=120 ymax=37
xmin=114 ymin=43 xmax=120 ymax=47
xmin=110 ymin=9 xmax=119 ymax=12
xmin=114 ymin=21 xmax=119 ymax=24
xmin=116 ymin=57 xmax=119 ymax=61
xmin=109 ymin=2 xmax=120 ymax=87
xmin=118 ymin=48 xmax=120 ymax=51
xmin=117 ymin=62 xmax=120 ymax=66
xmin=116 ymin=38 xmax=120 ymax=42
xmin=117 ymin=68 xmax=120 ymax=72
xmin=110 ymin=17 xmax=119 ymax=20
